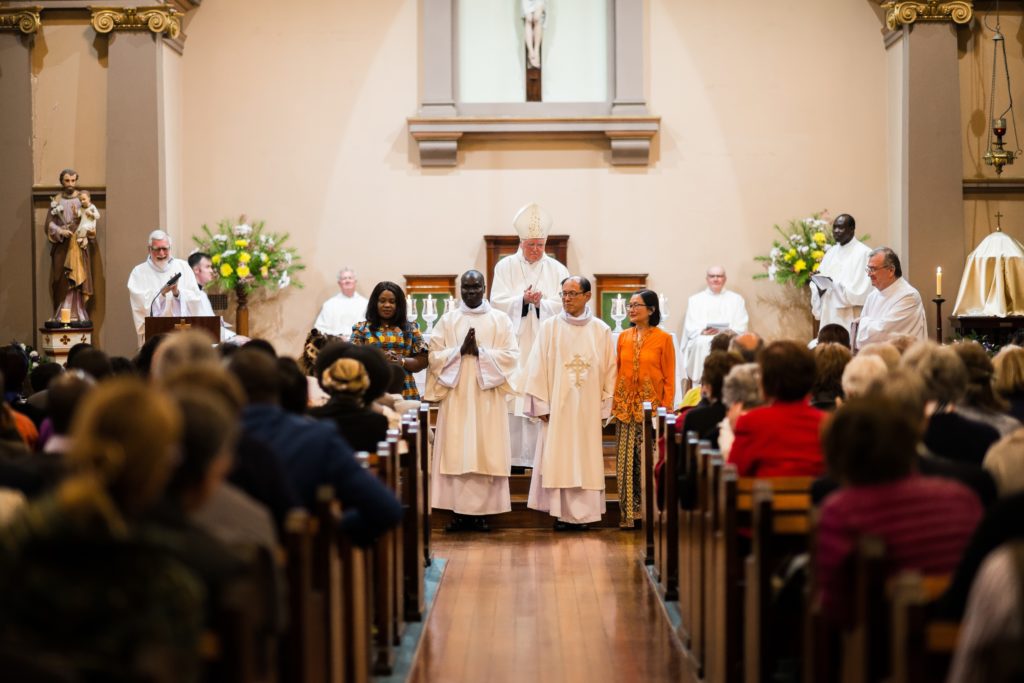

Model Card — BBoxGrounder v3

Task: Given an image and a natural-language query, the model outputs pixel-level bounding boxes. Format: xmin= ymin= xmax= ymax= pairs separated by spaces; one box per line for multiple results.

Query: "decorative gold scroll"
xmin=0 ymin=8 xmax=42 ymax=34
xmin=90 ymin=7 xmax=181 ymax=38
xmin=882 ymin=1 xmax=974 ymax=30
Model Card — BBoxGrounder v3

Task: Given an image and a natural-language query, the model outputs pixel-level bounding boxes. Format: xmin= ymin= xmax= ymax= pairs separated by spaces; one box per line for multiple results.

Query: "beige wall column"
xmin=0 ymin=11 xmax=40 ymax=346
xmin=883 ymin=3 xmax=973 ymax=339
xmin=95 ymin=8 xmax=180 ymax=354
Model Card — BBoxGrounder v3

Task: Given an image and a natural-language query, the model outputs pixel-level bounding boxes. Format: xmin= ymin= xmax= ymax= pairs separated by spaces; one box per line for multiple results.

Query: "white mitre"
xmin=513 ymin=203 xmax=552 ymax=240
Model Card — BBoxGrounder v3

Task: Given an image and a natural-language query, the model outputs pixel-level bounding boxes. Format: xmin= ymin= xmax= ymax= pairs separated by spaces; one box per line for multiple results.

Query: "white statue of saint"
xmin=522 ymin=0 xmax=547 ymax=69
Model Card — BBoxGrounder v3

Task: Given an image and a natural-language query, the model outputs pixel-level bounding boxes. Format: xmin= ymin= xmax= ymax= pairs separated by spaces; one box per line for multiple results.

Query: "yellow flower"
xmin=260 ymin=266 xmax=269 ymax=278
xmin=237 ymin=265 xmax=250 ymax=278
xmin=813 ymin=232 xmax=827 ymax=245
xmin=813 ymin=262 xmax=821 ymax=272
xmin=211 ymin=254 xmax=221 ymax=265
xmin=793 ymin=259 xmax=807 ymax=273
xmin=787 ymin=248 xmax=797 ymax=259
xmin=238 ymin=252 xmax=252 ymax=263
xmin=260 ymin=253 xmax=269 ymax=263
xmin=811 ymin=250 xmax=825 ymax=261
xmin=234 ymin=239 xmax=249 ymax=248
xmin=220 ymin=263 xmax=234 ymax=277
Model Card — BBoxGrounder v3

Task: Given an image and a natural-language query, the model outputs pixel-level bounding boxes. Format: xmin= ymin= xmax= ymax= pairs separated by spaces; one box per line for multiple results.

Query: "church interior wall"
xmin=171 ymin=0 xmax=891 ymax=355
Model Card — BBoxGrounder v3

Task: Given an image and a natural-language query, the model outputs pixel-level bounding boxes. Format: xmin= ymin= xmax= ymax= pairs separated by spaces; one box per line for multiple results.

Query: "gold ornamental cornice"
xmin=89 ymin=6 xmax=181 ymax=38
xmin=0 ymin=7 xmax=42 ymax=34
xmin=881 ymin=1 xmax=973 ymax=30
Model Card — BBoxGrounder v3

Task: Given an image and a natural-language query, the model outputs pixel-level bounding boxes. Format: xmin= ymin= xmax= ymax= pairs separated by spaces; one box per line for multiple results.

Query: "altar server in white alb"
xmin=490 ymin=203 xmax=570 ymax=470
xmin=810 ymin=213 xmax=873 ymax=335
xmin=681 ymin=266 xmax=749 ymax=384
xmin=855 ymin=247 xmax=927 ymax=348
xmin=524 ymin=276 xmax=616 ymax=530
xmin=426 ymin=270 xmax=519 ymax=532
xmin=127 ymin=230 xmax=202 ymax=347
xmin=186 ymin=251 xmax=250 ymax=343
xmin=313 ymin=267 xmax=368 ymax=339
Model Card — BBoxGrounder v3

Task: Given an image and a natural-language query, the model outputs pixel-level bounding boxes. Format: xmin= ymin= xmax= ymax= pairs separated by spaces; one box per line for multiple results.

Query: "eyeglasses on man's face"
xmin=865 ymin=264 xmax=892 ymax=274
xmin=560 ymin=291 xmax=584 ymax=299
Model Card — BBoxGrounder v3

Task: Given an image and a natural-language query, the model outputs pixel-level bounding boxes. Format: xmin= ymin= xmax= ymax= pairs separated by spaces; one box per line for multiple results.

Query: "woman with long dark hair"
xmin=350 ymin=281 xmax=428 ymax=400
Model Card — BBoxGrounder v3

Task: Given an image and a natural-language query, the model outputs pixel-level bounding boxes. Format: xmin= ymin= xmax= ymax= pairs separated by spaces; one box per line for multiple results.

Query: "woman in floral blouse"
xmin=350 ymin=281 xmax=427 ymax=400
xmin=611 ymin=289 xmax=675 ymax=529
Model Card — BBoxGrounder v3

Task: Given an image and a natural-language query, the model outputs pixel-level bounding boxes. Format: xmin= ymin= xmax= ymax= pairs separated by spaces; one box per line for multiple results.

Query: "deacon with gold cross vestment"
xmin=522 ymin=275 xmax=616 ymax=529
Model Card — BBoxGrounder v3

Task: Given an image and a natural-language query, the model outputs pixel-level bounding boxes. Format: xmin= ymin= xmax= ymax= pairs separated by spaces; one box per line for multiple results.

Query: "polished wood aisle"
xmin=408 ymin=529 xmax=693 ymax=683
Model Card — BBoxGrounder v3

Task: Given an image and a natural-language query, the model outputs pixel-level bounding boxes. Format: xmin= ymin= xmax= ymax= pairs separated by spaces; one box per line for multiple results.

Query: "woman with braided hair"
xmin=310 ymin=341 xmax=390 ymax=453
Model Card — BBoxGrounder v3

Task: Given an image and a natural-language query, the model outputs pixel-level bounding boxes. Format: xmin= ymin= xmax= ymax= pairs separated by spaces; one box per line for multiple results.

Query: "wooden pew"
xmin=659 ymin=415 xmax=680 ymax=602
xmin=676 ymin=430 xmax=700 ymax=651
xmin=371 ymin=441 xmax=397 ymax=675
xmin=889 ymin=573 xmax=957 ymax=683
xmin=710 ymin=464 xmax=742 ymax=683
xmin=742 ymin=478 xmax=813 ymax=683
xmin=652 ymin=407 xmax=668 ymax=579
xmin=642 ymin=401 xmax=655 ymax=565
xmin=702 ymin=453 xmax=724 ymax=681
xmin=314 ymin=487 xmax=344 ymax=683
xmin=419 ymin=403 xmax=432 ymax=568
xmin=401 ymin=412 xmax=425 ymax=622
xmin=285 ymin=509 xmax=327 ymax=683
xmin=386 ymin=429 xmax=405 ymax=646
xmin=687 ymin=439 xmax=715 ymax=678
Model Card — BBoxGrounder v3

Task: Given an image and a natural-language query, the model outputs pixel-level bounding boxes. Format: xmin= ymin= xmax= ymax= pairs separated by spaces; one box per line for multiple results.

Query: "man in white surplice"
xmin=313 ymin=267 xmax=368 ymax=339
xmin=490 ymin=203 xmax=570 ymax=470
xmin=425 ymin=270 xmax=519 ymax=532
xmin=186 ymin=251 xmax=249 ymax=344
xmin=855 ymin=247 xmax=927 ymax=349
xmin=524 ymin=276 xmax=616 ymax=530
xmin=810 ymin=214 xmax=872 ymax=336
xmin=126 ymin=230 xmax=202 ymax=347
xmin=681 ymin=266 xmax=749 ymax=385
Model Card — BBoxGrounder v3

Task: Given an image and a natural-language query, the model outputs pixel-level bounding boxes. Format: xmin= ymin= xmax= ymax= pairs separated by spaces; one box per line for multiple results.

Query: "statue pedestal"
xmin=39 ymin=326 xmax=94 ymax=366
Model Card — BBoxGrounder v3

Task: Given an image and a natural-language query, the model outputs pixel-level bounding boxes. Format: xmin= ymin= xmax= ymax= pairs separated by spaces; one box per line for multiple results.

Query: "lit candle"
xmin=936 ymin=267 xmax=942 ymax=297
xmin=59 ymin=308 xmax=71 ymax=324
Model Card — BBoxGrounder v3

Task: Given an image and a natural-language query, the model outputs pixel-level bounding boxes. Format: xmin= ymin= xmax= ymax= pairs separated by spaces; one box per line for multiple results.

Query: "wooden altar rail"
xmin=281 ymin=409 xmax=429 ymax=683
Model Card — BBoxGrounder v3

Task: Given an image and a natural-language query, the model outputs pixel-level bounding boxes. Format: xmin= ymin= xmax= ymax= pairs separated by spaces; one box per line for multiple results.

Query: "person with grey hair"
xmin=127 ymin=229 xmax=201 ymax=347
xmin=901 ymin=341 xmax=1000 ymax=465
xmin=717 ymin=362 xmax=764 ymax=459
xmin=841 ymin=354 xmax=888 ymax=399
xmin=313 ymin=267 xmax=367 ymax=339
xmin=854 ymin=246 xmax=926 ymax=349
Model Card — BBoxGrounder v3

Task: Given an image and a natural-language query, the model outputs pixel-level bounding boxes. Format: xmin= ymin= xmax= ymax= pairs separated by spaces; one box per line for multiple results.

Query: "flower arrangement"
xmin=192 ymin=216 xmax=305 ymax=296
xmin=754 ymin=211 xmax=867 ymax=288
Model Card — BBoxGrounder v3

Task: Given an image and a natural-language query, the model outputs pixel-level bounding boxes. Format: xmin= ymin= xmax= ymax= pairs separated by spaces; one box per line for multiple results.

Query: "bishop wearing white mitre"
xmin=810 ymin=213 xmax=872 ymax=334
xmin=490 ymin=203 xmax=570 ymax=469
xmin=523 ymin=276 xmax=616 ymax=529
xmin=426 ymin=270 xmax=519 ymax=531
xmin=681 ymin=266 xmax=749 ymax=383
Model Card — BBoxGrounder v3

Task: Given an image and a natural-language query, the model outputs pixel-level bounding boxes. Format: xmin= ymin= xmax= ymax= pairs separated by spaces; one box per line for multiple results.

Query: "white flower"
xmin=222 ymin=249 xmax=236 ymax=257
xmin=213 ymin=234 xmax=229 ymax=243
xmin=278 ymin=273 xmax=291 ymax=289
xmin=768 ymin=265 xmax=778 ymax=280
xmin=791 ymin=235 xmax=803 ymax=244
xmin=233 ymin=223 xmax=253 ymax=237
xmin=770 ymin=247 xmax=780 ymax=259
xmin=799 ymin=245 xmax=809 ymax=254
xmin=284 ymin=252 xmax=292 ymax=264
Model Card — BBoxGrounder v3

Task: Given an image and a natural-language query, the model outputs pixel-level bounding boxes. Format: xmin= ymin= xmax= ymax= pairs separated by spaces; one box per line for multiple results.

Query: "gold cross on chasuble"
xmin=564 ymin=353 xmax=591 ymax=388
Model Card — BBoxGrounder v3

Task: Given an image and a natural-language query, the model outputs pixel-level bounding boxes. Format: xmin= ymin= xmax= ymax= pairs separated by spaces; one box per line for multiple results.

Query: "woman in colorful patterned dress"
xmin=611 ymin=289 xmax=675 ymax=529
xmin=350 ymin=281 xmax=428 ymax=401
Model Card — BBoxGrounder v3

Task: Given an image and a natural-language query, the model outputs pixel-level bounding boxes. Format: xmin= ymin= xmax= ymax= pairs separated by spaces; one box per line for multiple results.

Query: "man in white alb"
xmin=425 ymin=270 xmax=519 ymax=532
xmin=490 ymin=203 xmax=570 ymax=471
xmin=523 ymin=275 xmax=616 ymax=530
xmin=186 ymin=252 xmax=250 ymax=344
xmin=681 ymin=266 xmax=749 ymax=386
xmin=313 ymin=267 xmax=368 ymax=339
xmin=810 ymin=213 xmax=872 ymax=336
xmin=855 ymin=247 xmax=927 ymax=349
xmin=127 ymin=230 xmax=202 ymax=347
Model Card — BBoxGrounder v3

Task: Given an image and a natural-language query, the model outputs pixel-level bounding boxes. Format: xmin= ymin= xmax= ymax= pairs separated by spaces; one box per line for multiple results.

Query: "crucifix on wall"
xmin=522 ymin=0 xmax=546 ymax=101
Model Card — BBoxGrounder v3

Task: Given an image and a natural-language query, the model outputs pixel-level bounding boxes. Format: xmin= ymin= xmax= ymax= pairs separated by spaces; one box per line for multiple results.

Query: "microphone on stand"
xmin=149 ymin=272 xmax=183 ymax=315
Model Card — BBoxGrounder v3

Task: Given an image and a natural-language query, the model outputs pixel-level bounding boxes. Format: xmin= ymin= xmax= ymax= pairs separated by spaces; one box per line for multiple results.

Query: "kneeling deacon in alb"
xmin=425 ymin=270 xmax=519 ymax=532
xmin=524 ymin=276 xmax=617 ymax=530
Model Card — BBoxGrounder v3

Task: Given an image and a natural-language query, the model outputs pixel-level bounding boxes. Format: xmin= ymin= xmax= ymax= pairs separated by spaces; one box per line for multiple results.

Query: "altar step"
xmin=432 ymin=454 xmax=626 ymax=529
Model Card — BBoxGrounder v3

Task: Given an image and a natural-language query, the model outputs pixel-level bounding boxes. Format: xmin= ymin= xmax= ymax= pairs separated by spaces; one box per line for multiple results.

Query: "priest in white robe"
xmin=425 ymin=270 xmax=519 ymax=531
xmin=186 ymin=251 xmax=247 ymax=343
xmin=855 ymin=247 xmax=927 ymax=349
xmin=810 ymin=214 xmax=873 ymax=335
xmin=681 ymin=266 xmax=749 ymax=384
xmin=126 ymin=230 xmax=202 ymax=347
xmin=313 ymin=267 xmax=368 ymax=339
xmin=523 ymin=275 xmax=616 ymax=529
xmin=490 ymin=203 xmax=571 ymax=469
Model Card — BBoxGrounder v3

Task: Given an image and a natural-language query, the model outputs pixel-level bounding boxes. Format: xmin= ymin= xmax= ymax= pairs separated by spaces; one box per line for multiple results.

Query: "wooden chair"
xmin=702 ymin=454 xmax=724 ymax=681
xmin=285 ymin=509 xmax=327 ymax=683
xmin=642 ymin=401 xmax=655 ymax=565
xmin=401 ymin=412 xmax=425 ymax=622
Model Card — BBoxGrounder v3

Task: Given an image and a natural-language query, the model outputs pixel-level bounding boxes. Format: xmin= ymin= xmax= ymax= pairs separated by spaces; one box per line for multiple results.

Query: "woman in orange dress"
xmin=611 ymin=289 xmax=675 ymax=529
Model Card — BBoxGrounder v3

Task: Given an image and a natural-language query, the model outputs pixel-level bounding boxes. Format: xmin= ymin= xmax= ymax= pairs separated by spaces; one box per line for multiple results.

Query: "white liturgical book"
xmin=810 ymin=274 xmax=833 ymax=291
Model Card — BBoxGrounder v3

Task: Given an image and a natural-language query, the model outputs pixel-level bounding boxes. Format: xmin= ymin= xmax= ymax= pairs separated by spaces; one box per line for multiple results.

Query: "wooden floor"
xmin=407 ymin=529 xmax=694 ymax=683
